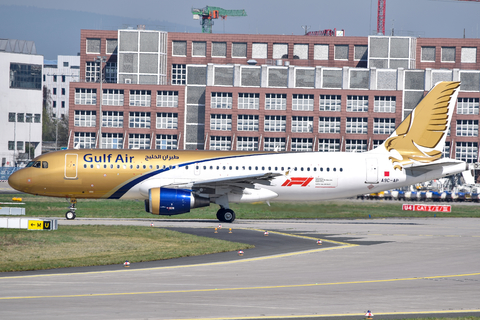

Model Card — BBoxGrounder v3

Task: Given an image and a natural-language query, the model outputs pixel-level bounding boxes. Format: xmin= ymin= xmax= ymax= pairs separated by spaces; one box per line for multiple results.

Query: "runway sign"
xmin=402 ymin=204 xmax=451 ymax=212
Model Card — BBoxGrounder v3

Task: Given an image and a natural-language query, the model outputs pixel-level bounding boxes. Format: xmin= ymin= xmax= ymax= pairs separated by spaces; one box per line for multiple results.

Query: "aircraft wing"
xmin=164 ymin=172 xmax=283 ymax=195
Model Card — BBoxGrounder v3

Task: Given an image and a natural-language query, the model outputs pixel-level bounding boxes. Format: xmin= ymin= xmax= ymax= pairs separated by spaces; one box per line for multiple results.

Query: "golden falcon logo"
xmin=385 ymin=81 xmax=460 ymax=170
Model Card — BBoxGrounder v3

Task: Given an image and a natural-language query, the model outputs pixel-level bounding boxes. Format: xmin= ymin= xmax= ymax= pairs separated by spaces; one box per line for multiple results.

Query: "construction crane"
xmin=377 ymin=0 xmax=386 ymax=35
xmin=192 ymin=6 xmax=247 ymax=33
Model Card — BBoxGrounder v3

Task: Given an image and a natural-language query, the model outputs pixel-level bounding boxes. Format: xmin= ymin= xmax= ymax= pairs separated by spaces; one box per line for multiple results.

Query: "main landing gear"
xmin=216 ymin=208 xmax=235 ymax=223
xmin=66 ymin=198 xmax=77 ymax=220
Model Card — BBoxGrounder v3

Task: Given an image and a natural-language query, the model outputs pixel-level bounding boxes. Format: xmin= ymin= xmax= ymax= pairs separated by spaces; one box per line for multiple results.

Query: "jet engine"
xmin=145 ymin=188 xmax=210 ymax=215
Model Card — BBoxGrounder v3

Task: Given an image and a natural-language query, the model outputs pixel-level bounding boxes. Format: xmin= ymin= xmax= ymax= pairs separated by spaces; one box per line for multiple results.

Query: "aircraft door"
xmin=365 ymin=158 xmax=379 ymax=184
xmin=65 ymin=154 xmax=78 ymax=179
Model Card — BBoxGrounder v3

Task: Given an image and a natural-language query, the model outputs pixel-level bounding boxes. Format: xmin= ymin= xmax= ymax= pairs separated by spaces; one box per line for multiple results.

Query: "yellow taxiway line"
xmin=1 ymin=272 xmax=479 ymax=301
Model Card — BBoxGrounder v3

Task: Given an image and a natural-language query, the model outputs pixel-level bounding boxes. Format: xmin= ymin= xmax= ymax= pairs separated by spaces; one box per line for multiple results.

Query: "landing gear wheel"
xmin=66 ymin=210 xmax=76 ymax=220
xmin=216 ymin=208 xmax=235 ymax=223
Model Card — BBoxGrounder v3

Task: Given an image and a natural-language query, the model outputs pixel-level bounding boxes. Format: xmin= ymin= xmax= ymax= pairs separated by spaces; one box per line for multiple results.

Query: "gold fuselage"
xmin=8 ymin=149 xmax=267 ymax=199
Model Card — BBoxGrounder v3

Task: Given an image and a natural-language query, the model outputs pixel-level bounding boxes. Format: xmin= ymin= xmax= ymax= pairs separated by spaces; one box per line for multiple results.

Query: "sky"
xmin=1 ymin=0 xmax=479 ymax=59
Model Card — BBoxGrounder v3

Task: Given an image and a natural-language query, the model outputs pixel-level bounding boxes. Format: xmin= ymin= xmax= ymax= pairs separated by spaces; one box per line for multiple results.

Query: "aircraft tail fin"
xmin=375 ymin=81 xmax=461 ymax=170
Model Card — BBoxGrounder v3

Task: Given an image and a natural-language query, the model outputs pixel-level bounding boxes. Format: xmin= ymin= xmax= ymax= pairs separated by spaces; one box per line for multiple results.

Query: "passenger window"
xmin=130 ymin=165 xmax=133 ymax=169
xmin=97 ymin=164 xmax=100 ymax=169
xmin=223 ymin=166 xmax=226 ymax=170
xmin=229 ymin=166 xmax=232 ymax=170
xmin=242 ymin=166 xmax=245 ymax=170
xmin=249 ymin=166 xmax=252 ymax=170
xmin=83 ymin=164 xmax=87 ymax=169
xmin=327 ymin=168 xmax=330 ymax=172
xmin=117 ymin=165 xmax=120 ymax=169
xmin=294 ymin=167 xmax=297 ymax=171
xmin=210 ymin=166 xmax=213 ymax=170
xmin=123 ymin=165 xmax=127 ymax=169
xmin=216 ymin=166 xmax=219 ymax=170
xmin=281 ymin=167 xmax=284 ymax=171
xmin=275 ymin=167 xmax=278 ymax=171
xmin=340 ymin=168 xmax=343 ymax=172
xmin=313 ymin=167 xmax=317 ymax=171
xmin=203 ymin=166 xmax=206 ymax=170
xmin=333 ymin=168 xmax=336 ymax=172
xmin=320 ymin=168 xmax=323 ymax=172
xmin=90 ymin=164 xmax=94 ymax=169
xmin=110 ymin=164 xmax=114 ymax=169
xmin=255 ymin=166 xmax=258 ymax=170
xmin=236 ymin=166 xmax=239 ymax=170
xmin=300 ymin=167 xmax=304 ymax=171
xmin=143 ymin=165 xmax=146 ymax=169
xmin=196 ymin=166 xmax=199 ymax=170
xmin=149 ymin=165 xmax=153 ymax=169
xmin=268 ymin=167 xmax=271 ymax=171
xmin=307 ymin=167 xmax=310 ymax=171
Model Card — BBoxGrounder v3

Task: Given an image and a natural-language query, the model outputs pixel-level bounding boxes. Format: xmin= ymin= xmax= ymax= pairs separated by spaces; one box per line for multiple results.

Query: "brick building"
xmin=69 ymin=28 xmax=480 ymax=163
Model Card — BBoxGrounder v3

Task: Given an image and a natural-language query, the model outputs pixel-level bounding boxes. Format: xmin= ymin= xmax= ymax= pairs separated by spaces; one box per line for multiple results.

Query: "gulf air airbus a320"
xmin=8 ymin=81 xmax=468 ymax=223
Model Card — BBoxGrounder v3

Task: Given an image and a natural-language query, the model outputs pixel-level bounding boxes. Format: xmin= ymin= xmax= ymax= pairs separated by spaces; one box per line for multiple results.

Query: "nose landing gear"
xmin=66 ymin=198 xmax=77 ymax=220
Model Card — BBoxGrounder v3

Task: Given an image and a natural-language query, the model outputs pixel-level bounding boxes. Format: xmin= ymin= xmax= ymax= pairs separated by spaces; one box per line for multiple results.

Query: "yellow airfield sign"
xmin=28 ymin=220 xmax=54 ymax=230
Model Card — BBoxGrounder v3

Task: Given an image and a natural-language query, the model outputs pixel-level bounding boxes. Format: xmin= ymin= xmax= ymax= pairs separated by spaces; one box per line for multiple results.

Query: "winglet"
xmin=376 ymin=81 xmax=461 ymax=170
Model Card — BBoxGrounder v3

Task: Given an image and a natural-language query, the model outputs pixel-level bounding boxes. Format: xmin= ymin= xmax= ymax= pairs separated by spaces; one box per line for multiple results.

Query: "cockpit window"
xmin=26 ymin=161 xmax=35 ymax=167
xmin=32 ymin=161 xmax=41 ymax=168
xmin=42 ymin=161 xmax=48 ymax=169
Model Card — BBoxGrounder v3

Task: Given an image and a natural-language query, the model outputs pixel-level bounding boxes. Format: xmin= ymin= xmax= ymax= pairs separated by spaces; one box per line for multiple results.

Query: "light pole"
xmin=95 ymin=56 xmax=106 ymax=149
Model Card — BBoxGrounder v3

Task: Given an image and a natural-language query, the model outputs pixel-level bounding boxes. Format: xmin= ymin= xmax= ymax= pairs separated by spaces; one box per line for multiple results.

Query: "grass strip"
xmin=0 ymin=225 xmax=253 ymax=272
xmin=1 ymin=194 xmax=480 ymax=220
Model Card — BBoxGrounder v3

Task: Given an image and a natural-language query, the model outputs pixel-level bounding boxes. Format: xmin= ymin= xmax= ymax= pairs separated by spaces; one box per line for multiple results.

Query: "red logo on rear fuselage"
xmin=281 ymin=177 xmax=313 ymax=187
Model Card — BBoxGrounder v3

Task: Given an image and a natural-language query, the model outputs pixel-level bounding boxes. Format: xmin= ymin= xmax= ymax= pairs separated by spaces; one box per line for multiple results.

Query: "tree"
xmin=42 ymin=85 xmax=69 ymax=149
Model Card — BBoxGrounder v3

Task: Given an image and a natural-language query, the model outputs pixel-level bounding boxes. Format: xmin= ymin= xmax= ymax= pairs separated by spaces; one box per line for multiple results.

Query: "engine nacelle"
xmin=145 ymin=188 xmax=210 ymax=215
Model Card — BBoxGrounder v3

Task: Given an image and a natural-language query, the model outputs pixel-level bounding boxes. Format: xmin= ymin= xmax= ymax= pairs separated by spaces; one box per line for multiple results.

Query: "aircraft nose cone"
xmin=8 ymin=170 xmax=25 ymax=192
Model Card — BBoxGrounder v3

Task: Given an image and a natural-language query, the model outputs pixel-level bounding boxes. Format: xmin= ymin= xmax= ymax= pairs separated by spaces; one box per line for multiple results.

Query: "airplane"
xmin=8 ymin=81 xmax=468 ymax=223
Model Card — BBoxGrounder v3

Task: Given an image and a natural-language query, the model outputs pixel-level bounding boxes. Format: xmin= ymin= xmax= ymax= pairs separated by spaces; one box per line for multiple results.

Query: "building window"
xmin=212 ymin=42 xmax=227 ymax=58
xmin=237 ymin=115 xmax=259 ymax=131
xmin=456 ymin=142 xmax=477 ymax=163
xmin=106 ymin=39 xmax=118 ymax=55
xmin=320 ymin=95 xmax=341 ymax=111
xmin=291 ymin=138 xmax=313 ymax=152
xmin=334 ymin=44 xmax=349 ymax=60
xmin=347 ymin=95 xmax=368 ymax=112
xmin=62 ymin=75 xmax=66 ymax=82
xmin=53 ymin=88 xmax=57 ymax=95
xmin=192 ymin=41 xmax=207 ymax=57
xmin=75 ymin=88 xmax=97 ymax=105
xmin=264 ymin=137 xmax=286 ymax=151
xmin=74 ymin=110 xmax=97 ymax=127
xmin=238 ymin=93 xmax=259 ymax=109
xmin=9 ymin=63 xmax=42 ymax=90
xmin=53 ymin=75 xmax=57 ymax=82
xmin=318 ymin=139 xmax=340 ymax=152
xmin=346 ymin=139 xmax=367 ymax=152
xmin=74 ymin=132 xmax=96 ymax=149
xmin=319 ymin=117 xmax=341 ymax=133
xmin=374 ymin=96 xmax=396 ymax=113
xmin=17 ymin=113 xmax=24 ymax=122
xmin=211 ymin=92 xmax=232 ymax=109
xmin=85 ymin=61 xmax=100 ymax=82
xmin=8 ymin=141 xmax=15 ymax=150
xmin=61 ymin=101 xmax=65 ymax=108
xmin=265 ymin=94 xmax=287 ymax=110
xmin=53 ymin=101 xmax=57 ymax=108
xmin=128 ymin=134 xmax=150 ymax=149
xmin=101 ymin=133 xmax=123 ymax=149
xmin=16 ymin=141 xmax=24 ymax=151
xmin=8 ymin=113 xmax=15 ymax=122
xmin=172 ymin=41 xmax=187 ymax=56
xmin=157 ymin=91 xmax=178 ymax=107
xmin=102 ymin=111 xmax=123 ymax=128
xmin=129 ymin=112 xmax=151 ymax=128
xmin=232 ymin=42 xmax=247 ymax=58
xmin=441 ymin=47 xmax=456 ymax=62
xmin=373 ymin=118 xmax=396 ymax=135
xmin=443 ymin=141 xmax=451 ymax=158
xmin=156 ymin=112 xmax=178 ymax=129
xmin=86 ymin=38 xmax=101 ymax=54
xmin=34 ymin=114 xmax=41 ymax=123
xmin=292 ymin=116 xmax=313 ymax=133
xmin=129 ymin=90 xmax=151 ymax=107
xmin=237 ymin=137 xmax=258 ymax=151
xmin=421 ymin=46 xmax=436 ymax=62
xmin=264 ymin=115 xmax=286 ymax=132
xmin=102 ymin=89 xmax=124 ymax=106
xmin=61 ymin=88 xmax=65 ymax=95
xmin=346 ymin=117 xmax=368 ymax=134
xmin=25 ymin=114 xmax=33 ymax=123
xmin=210 ymin=136 xmax=231 ymax=150
xmin=457 ymin=98 xmax=479 ymax=115
xmin=171 ymin=64 xmax=186 ymax=85
xmin=156 ymin=134 xmax=178 ymax=150
xmin=456 ymin=120 xmax=478 ymax=136
xmin=292 ymin=94 xmax=314 ymax=111
xmin=105 ymin=62 xmax=117 ymax=83
xmin=210 ymin=114 xmax=232 ymax=131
